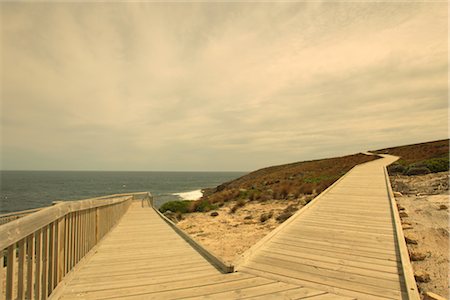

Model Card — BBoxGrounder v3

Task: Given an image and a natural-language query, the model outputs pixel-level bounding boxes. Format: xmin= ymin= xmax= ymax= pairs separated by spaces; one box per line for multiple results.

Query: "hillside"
xmin=161 ymin=153 xmax=378 ymax=214
xmin=374 ymin=139 xmax=449 ymax=175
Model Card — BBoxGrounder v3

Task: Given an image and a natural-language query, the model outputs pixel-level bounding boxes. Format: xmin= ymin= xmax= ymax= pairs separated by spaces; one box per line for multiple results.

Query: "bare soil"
xmin=177 ymin=199 xmax=301 ymax=264
xmin=391 ymin=172 xmax=449 ymax=299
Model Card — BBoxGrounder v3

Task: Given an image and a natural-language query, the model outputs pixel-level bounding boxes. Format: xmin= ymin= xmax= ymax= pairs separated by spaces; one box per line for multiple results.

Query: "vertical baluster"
xmin=67 ymin=213 xmax=72 ymax=271
xmin=5 ymin=244 xmax=15 ymax=300
xmin=17 ymin=239 xmax=26 ymax=299
xmin=47 ymin=223 xmax=54 ymax=294
xmin=71 ymin=213 xmax=75 ymax=269
xmin=35 ymin=229 xmax=42 ymax=300
xmin=0 ymin=253 xmax=4 ymax=300
xmin=74 ymin=212 xmax=78 ymax=264
xmin=57 ymin=217 xmax=65 ymax=284
xmin=82 ymin=211 xmax=86 ymax=257
xmin=26 ymin=234 xmax=35 ymax=300
xmin=41 ymin=227 xmax=48 ymax=300
xmin=52 ymin=221 xmax=58 ymax=290
xmin=64 ymin=215 xmax=69 ymax=275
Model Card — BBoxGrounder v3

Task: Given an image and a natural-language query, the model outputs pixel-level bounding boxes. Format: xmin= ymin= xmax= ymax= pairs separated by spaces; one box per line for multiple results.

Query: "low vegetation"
xmin=375 ymin=139 xmax=449 ymax=175
xmin=183 ymin=153 xmax=378 ymax=213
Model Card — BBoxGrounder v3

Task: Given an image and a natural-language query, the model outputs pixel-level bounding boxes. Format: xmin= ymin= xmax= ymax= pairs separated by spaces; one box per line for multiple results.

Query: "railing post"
xmin=0 ymin=254 xmax=3 ymax=300
xmin=26 ymin=234 xmax=35 ymax=300
xmin=57 ymin=217 xmax=65 ymax=283
xmin=95 ymin=207 xmax=100 ymax=243
xmin=5 ymin=244 xmax=15 ymax=300
xmin=17 ymin=238 xmax=26 ymax=299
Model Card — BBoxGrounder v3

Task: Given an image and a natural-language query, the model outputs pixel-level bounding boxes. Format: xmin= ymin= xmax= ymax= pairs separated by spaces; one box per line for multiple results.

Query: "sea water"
xmin=0 ymin=171 xmax=245 ymax=214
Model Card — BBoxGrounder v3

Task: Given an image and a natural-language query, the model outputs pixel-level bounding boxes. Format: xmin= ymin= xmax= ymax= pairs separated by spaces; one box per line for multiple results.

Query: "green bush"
xmin=406 ymin=166 xmax=431 ymax=176
xmin=159 ymin=200 xmax=192 ymax=213
xmin=422 ymin=157 xmax=449 ymax=173
xmin=194 ymin=200 xmax=218 ymax=212
xmin=388 ymin=163 xmax=406 ymax=174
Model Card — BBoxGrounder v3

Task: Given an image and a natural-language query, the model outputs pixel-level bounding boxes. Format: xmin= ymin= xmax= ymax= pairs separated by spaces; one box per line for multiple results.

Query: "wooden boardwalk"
xmin=237 ymin=155 xmax=417 ymax=299
xmin=54 ymin=202 xmax=346 ymax=299
xmin=53 ymin=155 xmax=418 ymax=300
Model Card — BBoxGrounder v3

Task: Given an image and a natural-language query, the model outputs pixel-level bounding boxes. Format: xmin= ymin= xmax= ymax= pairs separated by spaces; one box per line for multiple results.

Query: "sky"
xmin=0 ymin=2 xmax=448 ymax=172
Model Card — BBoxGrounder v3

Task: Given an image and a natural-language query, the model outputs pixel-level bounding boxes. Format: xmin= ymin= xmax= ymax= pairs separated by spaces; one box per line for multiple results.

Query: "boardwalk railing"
xmin=0 ymin=192 xmax=151 ymax=300
xmin=0 ymin=208 xmax=45 ymax=226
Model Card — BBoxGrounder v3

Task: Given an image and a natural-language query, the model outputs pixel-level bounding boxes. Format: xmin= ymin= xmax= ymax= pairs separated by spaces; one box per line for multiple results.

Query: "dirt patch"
xmin=391 ymin=172 xmax=449 ymax=299
xmin=177 ymin=199 xmax=301 ymax=264
xmin=391 ymin=172 xmax=448 ymax=196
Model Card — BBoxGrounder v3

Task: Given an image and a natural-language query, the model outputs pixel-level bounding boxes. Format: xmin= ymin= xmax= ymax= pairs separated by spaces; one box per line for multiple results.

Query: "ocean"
xmin=0 ymin=171 xmax=246 ymax=214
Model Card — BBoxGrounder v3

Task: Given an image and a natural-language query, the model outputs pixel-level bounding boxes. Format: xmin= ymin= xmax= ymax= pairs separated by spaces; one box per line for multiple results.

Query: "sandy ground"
xmin=391 ymin=172 xmax=449 ymax=299
xmin=177 ymin=199 xmax=301 ymax=264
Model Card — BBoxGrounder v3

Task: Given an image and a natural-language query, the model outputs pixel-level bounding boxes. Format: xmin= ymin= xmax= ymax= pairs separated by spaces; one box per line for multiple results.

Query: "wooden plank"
xmin=26 ymin=234 xmax=35 ymax=300
xmin=57 ymin=217 xmax=65 ymax=283
xmin=275 ymin=235 xmax=397 ymax=255
xmin=257 ymin=251 xmax=402 ymax=281
xmin=67 ymin=269 xmax=223 ymax=291
xmin=259 ymin=248 xmax=400 ymax=274
xmin=303 ymin=215 xmax=392 ymax=227
xmin=239 ymin=266 xmax=392 ymax=300
xmin=302 ymin=293 xmax=355 ymax=300
xmin=230 ymin=287 xmax=328 ymax=300
xmin=243 ymin=261 xmax=402 ymax=299
xmin=280 ymin=226 xmax=396 ymax=244
xmin=48 ymin=222 xmax=54 ymax=294
xmin=292 ymin=220 xmax=394 ymax=235
xmin=35 ymin=229 xmax=42 ymax=299
xmin=0 ymin=254 xmax=3 ymax=300
xmin=41 ymin=226 xmax=49 ymax=300
xmin=66 ymin=275 xmax=272 ymax=300
xmin=17 ymin=238 xmax=26 ymax=299
xmin=182 ymin=281 xmax=302 ymax=299
xmin=5 ymin=244 xmax=15 ymax=300
xmin=268 ymin=242 xmax=399 ymax=267
xmin=68 ymin=268 xmax=218 ymax=287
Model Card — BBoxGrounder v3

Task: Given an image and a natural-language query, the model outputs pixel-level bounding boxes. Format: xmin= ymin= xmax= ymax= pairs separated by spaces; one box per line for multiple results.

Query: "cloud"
xmin=1 ymin=2 xmax=447 ymax=171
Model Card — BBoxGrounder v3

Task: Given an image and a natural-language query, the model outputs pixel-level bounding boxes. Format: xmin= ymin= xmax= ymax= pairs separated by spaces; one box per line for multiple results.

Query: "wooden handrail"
xmin=0 ymin=192 xmax=151 ymax=300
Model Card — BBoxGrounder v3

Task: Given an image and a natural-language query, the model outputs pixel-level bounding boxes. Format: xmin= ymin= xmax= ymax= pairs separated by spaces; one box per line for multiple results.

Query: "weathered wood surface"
xmin=53 ymin=155 xmax=419 ymax=299
xmin=237 ymin=155 xmax=420 ymax=300
xmin=55 ymin=202 xmax=341 ymax=299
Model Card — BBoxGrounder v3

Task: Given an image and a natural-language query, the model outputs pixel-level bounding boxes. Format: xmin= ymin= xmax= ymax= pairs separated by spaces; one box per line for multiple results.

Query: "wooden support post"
xmin=95 ymin=208 xmax=99 ymax=243
xmin=17 ymin=238 xmax=26 ymax=299
xmin=47 ymin=223 xmax=54 ymax=294
xmin=5 ymin=245 xmax=15 ymax=300
xmin=41 ymin=226 xmax=48 ymax=300
xmin=57 ymin=217 xmax=65 ymax=283
xmin=0 ymin=254 xmax=3 ymax=300
xmin=35 ymin=229 xmax=42 ymax=300
xmin=26 ymin=234 xmax=35 ymax=300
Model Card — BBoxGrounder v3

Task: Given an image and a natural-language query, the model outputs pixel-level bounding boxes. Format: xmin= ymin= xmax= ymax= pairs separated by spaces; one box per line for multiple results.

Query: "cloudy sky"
xmin=1 ymin=2 xmax=448 ymax=171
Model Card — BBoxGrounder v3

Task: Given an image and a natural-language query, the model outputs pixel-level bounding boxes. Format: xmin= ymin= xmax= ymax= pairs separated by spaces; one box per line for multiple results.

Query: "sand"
xmin=177 ymin=199 xmax=301 ymax=264
xmin=391 ymin=172 xmax=449 ymax=299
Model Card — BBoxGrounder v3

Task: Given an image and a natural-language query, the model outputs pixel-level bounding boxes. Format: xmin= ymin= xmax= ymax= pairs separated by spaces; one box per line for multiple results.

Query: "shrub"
xmin=422 ymin=157 xmax=449 ymax=173
xmin=194 ymin=200 xmax=218 ymax=212
xmin=298 ymin=182 xmax=315 ymax=195
xmin=260 ymin=212 xmax=273 ymax=223
xmin=388 ymin=163 xmax=406 ymax=174
xmin=406 ymin=166 xmax=431 ymax=176
xmin=230 ymin=199 xmax=246 ymax=214
xmin=276 ymin=204 xmax=298 ymax=223
xmin=159 ymin=200 xmax=192 ymax=213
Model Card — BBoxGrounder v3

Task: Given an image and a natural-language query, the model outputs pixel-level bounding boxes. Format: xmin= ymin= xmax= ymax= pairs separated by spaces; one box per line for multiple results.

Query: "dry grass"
xmin=196 ymin=153 xmax=378 ymax=209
